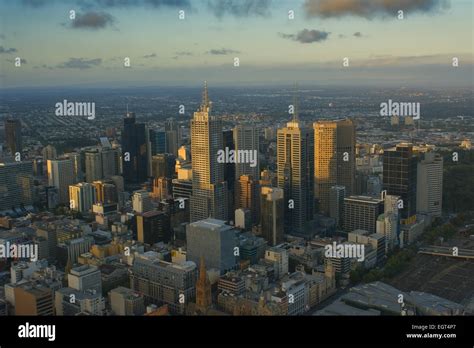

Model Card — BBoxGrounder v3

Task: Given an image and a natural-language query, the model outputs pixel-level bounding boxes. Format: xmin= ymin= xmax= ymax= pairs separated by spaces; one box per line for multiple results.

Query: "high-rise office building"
xmin=136 ymin=210 xmax=171 ymax=244
xmin=329 ymin=185 xmax=346 ymax=229
xmin=172 ymin=178 xmax=192 ymax=200
xmin=277 ymin=113 xmax=314 ymax=235
xmin=165 ymin=118 xmax=181 ymax=157
xmin=223 ymin=129 xmax=236 ymax=221
xmin=47 ymin=158 xmax=76 ymax=204
xmin=4 ymin=118 xmax=22 ymax=155
xmin=64 ymin=152 xmax=83 ymax=182
xmin=260 ymin=187 xmax=284 ymax=246
xmin=151 ymin=153 xmax=176 ymax=179
xmin=0 ymin=161 xmax=34 ymax=211
xmin=190 ymin=82 xmax=228 ymax=221
xmin=186 ymin=218 xmax=237 ymax=274
xmin=69 ymin=182 xmax=96 ymax=213
xmin=233 ymin=125 xmax=260 ymax=180
xmin=101 ymin=146 xmax=120 ymax=179
xmin=343 ymin=195 xmax=384 ymax=234
xmin=383 ymin=143 xmax=418 ymax=224
xmin=313 ymin=119 xmax=355 ymax=214
xmin=417 ymin=152 xmax=443 ymax=217
xmin=235 ymin=175 xmax=259 ymax=225
xmin=132 ymin=190 xmax=153 ymax=214
xmin=42 ymin=145 xmax=57 ymax=161
xmin=109 ymin=287 xmax=145 ymax=316
xmin=151 ymin=177 xmax=172 ymax=201
xmin=85 ymin=148 xmax=103 ymax=183
xmin=149 ymin=129 xmax=167 ymax=155
xmin=122 ymin=112 xmax=148 ymax=185
xmin=93 ymin=180 xmax=118 ymax=204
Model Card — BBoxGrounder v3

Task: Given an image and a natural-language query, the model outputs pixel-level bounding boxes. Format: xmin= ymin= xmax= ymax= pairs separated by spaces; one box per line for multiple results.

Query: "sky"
xmin=0 ymin=0 xmax=472 ymax=88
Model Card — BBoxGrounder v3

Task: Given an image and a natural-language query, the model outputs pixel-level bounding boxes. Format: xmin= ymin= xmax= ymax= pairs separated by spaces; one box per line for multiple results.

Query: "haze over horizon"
xmin=0 ymin=0 xmax=472 ymax=88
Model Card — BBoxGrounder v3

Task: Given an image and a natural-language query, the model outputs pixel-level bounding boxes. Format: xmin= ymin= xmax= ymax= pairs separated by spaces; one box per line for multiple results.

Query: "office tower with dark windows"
xmin=314 ymin=119 xmax=355 ymax=214
xmin=47 ymin=158 xmax=76 ymax=204
xmin=0 ymin=161 xmax=34 ymax=211
xmin=329 ymin=185 xmax=346 ymax=229
xmin=165 ymin=118 xmax=181 ymax=157
xmin=132 ymin=190 xmax=153 ymax=214
xmin=151 ymin=153 xmax=176 ymax=179
xmin=4 ymin=118 xmax=22 ymax=155
xmin=122 ymin=112 xmax=148 ymax=185
xmin=233 ymin=125 xmax=260 ymax=181
xmin=343 ymin=195 xmax=384 ymax=234
xmin=190 ymin=82 xmax=228 ymax=222
xmin=277 ymin=111 xmax=314 ymax=235
xmin=137 ymin=210 xmax=171 ymax=244
xmin=149 ymin=129 xmax=167 ymax=155
xmin=223 ymin=129 xmax=236 ymax=220
xmin=235 ymin=174 xmax=260 ymax=225
xmin=260 ymin=186 xmax=284 ymax=246
xmin=383 ymin=143 xmax=418 ymax=224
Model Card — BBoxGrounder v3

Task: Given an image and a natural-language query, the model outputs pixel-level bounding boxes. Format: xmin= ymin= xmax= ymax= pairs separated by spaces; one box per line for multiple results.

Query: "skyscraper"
xmin=313 ymin=119 xmax=355 ymax=214
xmin=149 ymin=129 xmax=167 ymax=155
xmin=85 ymin=148 xmax=103 ymax=183
xmin=165 ymin=118 xmax=181 ymax=157
xmin=47 ymin=158 xmax=76 ymax=204
xmin=0 ymin=161 xmax=34 ymax=211
xmin=233 ymin=125 xmax=260 ymax=180
xmin=343 ymin=195 xmax=384 ymax=234
xmin=329 ymin=185 xmax=346 ymax=229
xmin=151 ymin=153 xmax=175 ymax=179
xmin=277 ymin=108 xmax=314 ymax=235
xmin=383 ymin=143 xmax=418 ymax=224
xmin=4 ymin=118 xmax=22 ymax=155
xmin=260 ymin=186 xmax=284 ymax=246
xmin=122 ymin=112 xmax=148 ymax=185
xmin=69 ymin=182 xmax=96 ymax=213
xmin=235 ymin=174 xmax=260 ymax=225
xmin=190 ymin=82 xmax=228 ymax=221
xmin=417 ymin=152 xmax=443 ymax=217
xmin=136 ymin=210 xmax=171 ymax=244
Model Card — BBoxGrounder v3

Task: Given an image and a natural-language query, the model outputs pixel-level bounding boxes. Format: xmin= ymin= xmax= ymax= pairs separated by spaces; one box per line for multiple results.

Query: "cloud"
xmin=143 ymin=53 xmax=157 ymax=58
xmin=7 ymin=58 xmax=27 ymax=64
xmin=279 ymin=29 xmax=330 ymax=43
xmin=90 ymin=0 xmax=190 ymax=8
xmin=206 ymin=48 xmax=240 ymax=55
xmin=0 ymin=46 xmax=17 ymax=54
xmin=175 ymin=51 xmax=193 ymax=56
xmin=21 ymin=0 xmax=48 ymax=7
xmin=57 ymin=58 xmax=102 ymax=69
xmin=207 ymin=0 xmax=272 ymax=18
xmin=353 ymin=31 xmax=362 ymax=37
xmin=68 ymin=11 xmax=115 ymax=29
xmin=303 ymin=0 xmax=449 ymax=19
